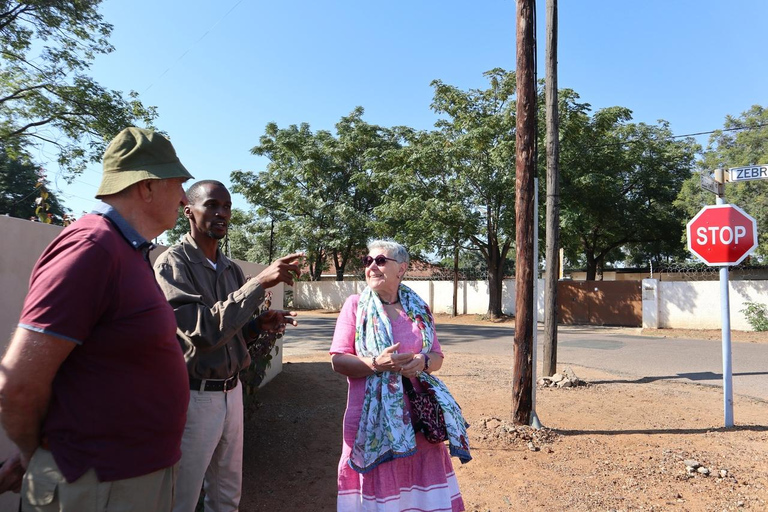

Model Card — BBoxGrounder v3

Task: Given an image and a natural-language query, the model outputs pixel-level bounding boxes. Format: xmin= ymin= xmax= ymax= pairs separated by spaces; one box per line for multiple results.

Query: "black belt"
xmin=190 ymin=374 xmax=239 ymax=392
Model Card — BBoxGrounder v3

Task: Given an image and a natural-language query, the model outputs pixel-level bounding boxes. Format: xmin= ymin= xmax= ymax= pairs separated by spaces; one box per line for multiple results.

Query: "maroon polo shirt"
xmin=18 ymin=213 xmax=189 ymax=482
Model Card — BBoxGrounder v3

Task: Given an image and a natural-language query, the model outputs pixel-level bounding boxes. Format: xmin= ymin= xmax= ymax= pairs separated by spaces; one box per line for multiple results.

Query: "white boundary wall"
xmin=652 ymin=279 xmax=768 ymax=331
xmin=295 ymin=278 xmax=547 ymax=318
xmin=297 ymin=278 xmax=765 ymax=332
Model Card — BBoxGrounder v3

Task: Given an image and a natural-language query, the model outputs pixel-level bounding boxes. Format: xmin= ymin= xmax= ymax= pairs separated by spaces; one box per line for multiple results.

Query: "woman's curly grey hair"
xmin=367 ymin=240 xmax=409 ymax=264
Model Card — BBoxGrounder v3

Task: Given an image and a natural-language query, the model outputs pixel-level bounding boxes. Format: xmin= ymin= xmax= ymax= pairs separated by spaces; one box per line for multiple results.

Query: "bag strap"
xmin=401 ymin=376 xmax=418 ymax=400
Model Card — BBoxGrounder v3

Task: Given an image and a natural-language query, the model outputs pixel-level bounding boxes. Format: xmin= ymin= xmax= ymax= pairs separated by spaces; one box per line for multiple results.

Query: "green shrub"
xmin=740 ymin=301 xmax=768 ymax=332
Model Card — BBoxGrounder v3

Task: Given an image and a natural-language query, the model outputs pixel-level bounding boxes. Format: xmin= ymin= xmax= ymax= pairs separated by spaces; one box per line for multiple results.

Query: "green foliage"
xmin=559 ymin=104 xmax=699 ymax=278
xmin=240 ymin=292 xmax=281 ymax=397
xmin=0 ymin=1 xmax=157 ymax=178
xmin=740 ymin=301 xmax=768 ymax=332
xmin=419 ymin=69 xmax=518 ymax=316
xmin=233 ymin=107 xmax=399 ymax=280
xmin=373 ymin=127 xmax=470 ymax=259
xmin=226 ymin=208 xmax=292 ymax=264
xmin=677 ymin=105 xmax=768 ymax=260
xmin=0 ymin=150 xmax=68 ymax=223
xmin=164 ymin=208 xmax=188 ymax=245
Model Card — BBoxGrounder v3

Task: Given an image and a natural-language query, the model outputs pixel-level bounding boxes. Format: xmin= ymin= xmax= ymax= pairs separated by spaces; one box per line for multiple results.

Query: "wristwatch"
xmin=423 ymin=353 xmax=431 ymax=372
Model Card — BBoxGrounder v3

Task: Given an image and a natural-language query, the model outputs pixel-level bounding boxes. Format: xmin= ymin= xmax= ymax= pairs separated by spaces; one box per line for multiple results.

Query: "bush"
xmin=740 ymin=301 xmax=768 ymax=332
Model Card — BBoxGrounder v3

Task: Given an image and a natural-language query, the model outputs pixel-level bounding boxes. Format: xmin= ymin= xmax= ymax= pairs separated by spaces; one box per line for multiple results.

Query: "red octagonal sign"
xmin=687 ymin=204 xmax=758 ymax=266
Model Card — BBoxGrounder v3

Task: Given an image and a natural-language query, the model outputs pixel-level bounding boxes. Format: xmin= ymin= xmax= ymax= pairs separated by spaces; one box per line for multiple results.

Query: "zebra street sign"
xmin=728 ymin=164 xmax=768 ymax=182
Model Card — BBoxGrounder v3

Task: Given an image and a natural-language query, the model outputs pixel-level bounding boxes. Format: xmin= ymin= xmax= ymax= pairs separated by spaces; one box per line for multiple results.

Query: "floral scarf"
xmin=349 ymin=284 xmax=472 ymax=473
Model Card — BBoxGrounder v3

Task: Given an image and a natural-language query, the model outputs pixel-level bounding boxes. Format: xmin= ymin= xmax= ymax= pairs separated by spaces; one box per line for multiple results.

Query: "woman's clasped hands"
xmin=374 ymin=343 xmax=425 ymax=379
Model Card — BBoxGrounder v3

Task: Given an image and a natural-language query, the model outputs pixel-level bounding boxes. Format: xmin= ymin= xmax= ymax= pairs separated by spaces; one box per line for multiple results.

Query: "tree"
xmin=676 ymin=105 xmax=768 ymax=259
xmin=226 ymin=209 xmax=293 ymax=265
xmin=232 ymin=108 xmax=398 ymax=280
xmin=375 ymin=127 xmax=475 ymax=315
xmin=428 ymin=69 xmax=518 ymax=319
xmin=0 ymin=150 xmax=68 ymax=223
xmin=559 ymin=106 xmax=698 ymax=280
xmin=0 ymin=1 xmax=157 ymax=177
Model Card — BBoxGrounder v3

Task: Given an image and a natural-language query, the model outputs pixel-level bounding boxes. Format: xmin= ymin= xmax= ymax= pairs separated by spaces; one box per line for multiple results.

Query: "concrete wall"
xmin=653 ymin=279 xmax=768 ymax=331
xmin=297 ymin=277 xmax=766 ymax=332
xmin=0 ymin=216 xmax=279 ymax=508
xmin=295 ymin=278 xmax=548 ymax=319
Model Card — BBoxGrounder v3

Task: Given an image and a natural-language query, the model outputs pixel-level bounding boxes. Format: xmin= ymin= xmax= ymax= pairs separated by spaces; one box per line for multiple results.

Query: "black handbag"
xmin=402 ymin=377 xmax=448 ymax=443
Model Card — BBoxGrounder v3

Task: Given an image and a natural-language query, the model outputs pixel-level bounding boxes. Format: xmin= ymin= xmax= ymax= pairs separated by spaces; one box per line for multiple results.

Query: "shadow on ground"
xmin=241 ymin=361 xmax=346 ymax=511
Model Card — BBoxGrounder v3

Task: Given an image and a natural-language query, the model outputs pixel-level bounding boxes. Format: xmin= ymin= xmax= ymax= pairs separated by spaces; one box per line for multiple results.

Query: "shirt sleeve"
xmin=154 ymin=254 xmax=265 ymax=353
xmin=330 ymin=295 xmax=359 ymax=355
xmin=431 ymin=328 xmax=444 ymax=357
xmin=19 ymin=236 xmax=113 ymax=344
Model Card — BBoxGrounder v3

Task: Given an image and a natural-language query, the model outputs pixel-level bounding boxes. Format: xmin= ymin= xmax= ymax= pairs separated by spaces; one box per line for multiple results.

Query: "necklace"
xmin=378 ymin=295 xmax=400 ymax=305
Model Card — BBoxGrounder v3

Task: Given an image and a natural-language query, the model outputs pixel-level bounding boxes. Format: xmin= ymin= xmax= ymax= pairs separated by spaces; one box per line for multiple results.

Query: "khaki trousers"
xmin=172 ymin=382 xmax=244 ymax=512
xmin=22 ymin=448 xmax=177 ymax=512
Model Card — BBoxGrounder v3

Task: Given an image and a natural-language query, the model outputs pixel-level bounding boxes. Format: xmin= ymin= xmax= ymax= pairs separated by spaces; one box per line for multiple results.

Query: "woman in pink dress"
xmin=330 ymin=240 xmax=471 ymax=511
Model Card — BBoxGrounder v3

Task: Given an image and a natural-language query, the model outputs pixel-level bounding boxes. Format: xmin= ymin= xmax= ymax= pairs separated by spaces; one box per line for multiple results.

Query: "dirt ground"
xmin=240 ymin=313 xmax=768 ymax=512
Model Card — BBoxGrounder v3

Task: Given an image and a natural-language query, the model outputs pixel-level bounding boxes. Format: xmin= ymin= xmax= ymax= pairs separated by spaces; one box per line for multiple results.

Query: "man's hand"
xmin=0 ymin=451 xmax=24 ymax=494
xmin=255 ymin=310 xmax=298 ymax=335
xmin=254 ymin=253 xmax=303 ymax=289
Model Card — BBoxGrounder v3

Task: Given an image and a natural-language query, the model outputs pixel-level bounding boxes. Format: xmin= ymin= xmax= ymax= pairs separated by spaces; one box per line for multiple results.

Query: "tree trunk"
xmin=268 ymin=218 xmax=275 ymax=263
xmin=333 ymin=250 xmax=345 ymax=281
xmin=543 ymin=0 xmax=560 ymax=378
xmin=452 ymin=244 xmax=459 ymax=317
xmin=310 ymin=252 xmax=324 ymax=281
xmin=512 ymin=0 xmax=536 ymax=426
xmin=486 ymin=245 xmax=504 ymax=319
xmin=585 ymin=251 xmax=597 ymax=281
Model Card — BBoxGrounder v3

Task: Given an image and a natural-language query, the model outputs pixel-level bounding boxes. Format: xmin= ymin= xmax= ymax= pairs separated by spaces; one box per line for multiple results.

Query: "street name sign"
xmin=700 ymin=174 xmax=723 ymax=195
xmin=686 ymin=204 xmax=758 ymax=266
xmin=728 ymin=164 xmax=768 ymax=182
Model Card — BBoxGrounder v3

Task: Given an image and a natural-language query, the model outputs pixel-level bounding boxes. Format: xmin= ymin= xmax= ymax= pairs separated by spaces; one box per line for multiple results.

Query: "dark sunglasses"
xmin=362 ymin=255 xmax=398 ymax=267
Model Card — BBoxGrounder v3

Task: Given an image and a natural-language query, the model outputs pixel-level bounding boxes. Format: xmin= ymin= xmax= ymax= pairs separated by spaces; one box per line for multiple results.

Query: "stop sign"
xmin=687 ymin=204 xmax=758 ymax=266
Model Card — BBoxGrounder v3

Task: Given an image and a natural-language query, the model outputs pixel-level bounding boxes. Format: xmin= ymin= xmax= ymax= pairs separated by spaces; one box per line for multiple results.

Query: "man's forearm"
xmin=0 ymin=328 xmax=73 ymax=468
xmin=0 ymin=387 xmax=47 ymax=465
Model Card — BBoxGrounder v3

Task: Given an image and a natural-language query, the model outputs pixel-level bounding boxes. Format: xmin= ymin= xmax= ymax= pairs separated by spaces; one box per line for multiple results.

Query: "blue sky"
xmin=40 ymin=0 xmax=767 ymax=219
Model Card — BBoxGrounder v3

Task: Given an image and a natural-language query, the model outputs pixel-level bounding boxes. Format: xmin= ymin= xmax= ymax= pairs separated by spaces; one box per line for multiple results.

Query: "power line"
xmin=581 ymin=122 xmax=768 ymax=151
xmin=669 ymin=122 xmax=768 ymax=139
xmin=143 ymin=0 xmax=246 ymax=93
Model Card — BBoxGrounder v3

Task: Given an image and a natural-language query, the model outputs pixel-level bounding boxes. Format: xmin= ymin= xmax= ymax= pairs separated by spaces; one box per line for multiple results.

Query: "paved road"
xmin=284 ymin=313 xmax=768 ymax=402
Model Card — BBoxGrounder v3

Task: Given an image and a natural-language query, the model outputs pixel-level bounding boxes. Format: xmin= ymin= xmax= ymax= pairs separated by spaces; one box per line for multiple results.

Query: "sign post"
xmin=687 ymin=171 xmax=759 ymax=427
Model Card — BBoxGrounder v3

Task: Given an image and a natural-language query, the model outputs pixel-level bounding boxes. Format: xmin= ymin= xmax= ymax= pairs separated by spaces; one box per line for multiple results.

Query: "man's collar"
xmin=91 ymin=202 xmax=154 ymax=252
xmin=182 ymin=233 xmax=231 ymax=269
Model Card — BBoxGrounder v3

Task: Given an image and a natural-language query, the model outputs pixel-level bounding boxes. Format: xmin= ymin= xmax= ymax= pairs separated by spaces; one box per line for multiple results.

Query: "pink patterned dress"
xmin=330 ymin=295 xmax=465 ymax=512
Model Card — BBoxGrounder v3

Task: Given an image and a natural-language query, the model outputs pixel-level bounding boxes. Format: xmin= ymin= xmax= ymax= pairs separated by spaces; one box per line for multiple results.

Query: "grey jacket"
xmin=153 ymin=233 xmax=265 ymax=380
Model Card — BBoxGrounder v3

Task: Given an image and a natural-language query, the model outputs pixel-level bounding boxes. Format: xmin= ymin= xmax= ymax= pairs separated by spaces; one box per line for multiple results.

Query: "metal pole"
xmin=714 ymin=169 xmax=734 ymax=427
xmin=531 ymin=178 xmax=542 ymax=428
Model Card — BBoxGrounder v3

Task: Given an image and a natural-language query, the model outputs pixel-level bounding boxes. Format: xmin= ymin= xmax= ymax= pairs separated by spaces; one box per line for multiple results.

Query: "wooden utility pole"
xmin=512 ymin=0 xmax=536 ymax=425
xmin=543 ymin=0 xmax=560 ymax=377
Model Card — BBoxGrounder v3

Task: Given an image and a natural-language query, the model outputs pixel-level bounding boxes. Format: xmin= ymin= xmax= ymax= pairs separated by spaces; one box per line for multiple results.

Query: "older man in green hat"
xmin=0 ymin=127 xmax=193 ymax=512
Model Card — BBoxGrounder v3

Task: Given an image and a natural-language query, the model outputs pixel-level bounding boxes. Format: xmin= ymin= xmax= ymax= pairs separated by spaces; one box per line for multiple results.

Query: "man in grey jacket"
xmin=154 ymin=179 xmax=301 ymax=512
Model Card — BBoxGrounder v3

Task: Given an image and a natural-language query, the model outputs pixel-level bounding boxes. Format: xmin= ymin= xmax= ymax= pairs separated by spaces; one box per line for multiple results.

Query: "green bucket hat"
xmin=96 ymin=127 xmax=194 ymax=198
